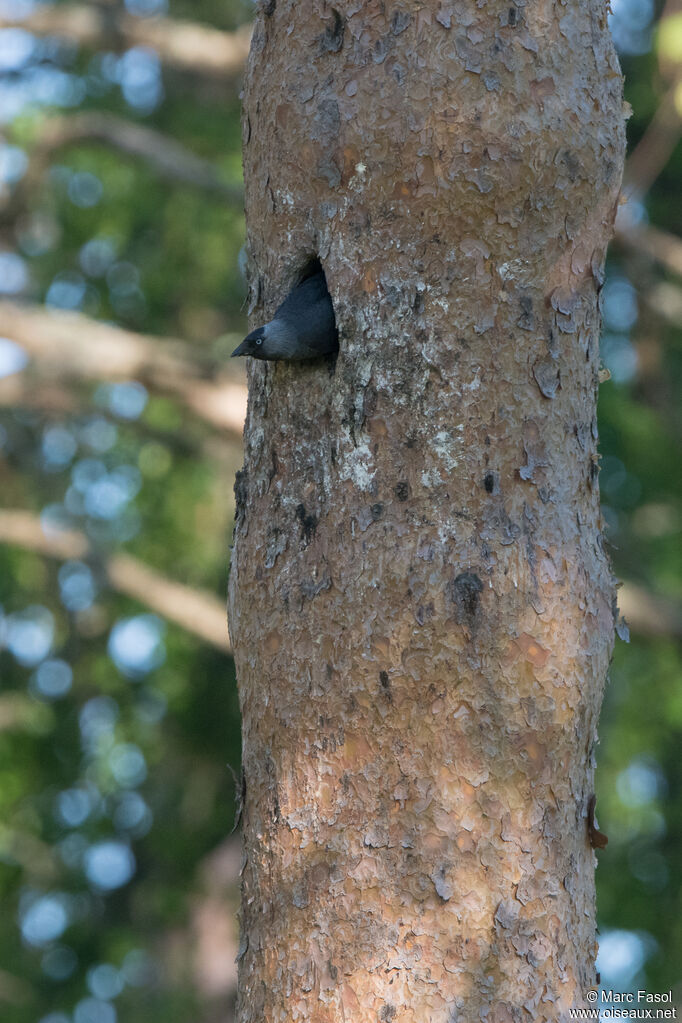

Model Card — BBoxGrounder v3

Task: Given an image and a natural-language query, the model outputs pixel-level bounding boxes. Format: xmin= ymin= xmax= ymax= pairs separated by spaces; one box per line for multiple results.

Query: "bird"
xmin=231 ymin=269 xmax=338 ymax=361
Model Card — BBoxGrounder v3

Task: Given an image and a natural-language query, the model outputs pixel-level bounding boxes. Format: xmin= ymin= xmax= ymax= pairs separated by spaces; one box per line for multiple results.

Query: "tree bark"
xmin=228 ymin=2 xmax=625 ymax=1020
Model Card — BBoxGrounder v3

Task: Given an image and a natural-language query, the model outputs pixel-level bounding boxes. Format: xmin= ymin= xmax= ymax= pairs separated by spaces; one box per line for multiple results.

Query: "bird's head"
xmin=232 ymin=326 xmax=267 ymax=359
xmin=231 ymin=320 xmax=297 ymax=361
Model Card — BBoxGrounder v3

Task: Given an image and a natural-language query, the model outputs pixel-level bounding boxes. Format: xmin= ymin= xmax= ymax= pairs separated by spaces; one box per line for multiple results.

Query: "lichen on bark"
xmin=228 ymin=2 xmax=626 ymax=1020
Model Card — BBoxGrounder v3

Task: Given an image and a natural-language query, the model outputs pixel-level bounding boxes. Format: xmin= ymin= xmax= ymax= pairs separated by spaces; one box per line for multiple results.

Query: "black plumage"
xmin=232 ymin=270 xmax=338 ymax=361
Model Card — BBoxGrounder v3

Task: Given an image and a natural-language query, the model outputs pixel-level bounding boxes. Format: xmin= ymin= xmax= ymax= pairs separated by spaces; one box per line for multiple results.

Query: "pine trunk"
xmin=228 ymin=2 xmax=626 ymax=1019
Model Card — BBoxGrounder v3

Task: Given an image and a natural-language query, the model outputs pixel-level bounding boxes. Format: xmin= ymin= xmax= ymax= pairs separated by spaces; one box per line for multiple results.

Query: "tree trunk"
xmin=228 ymin=2 xmax=625 ymax=1020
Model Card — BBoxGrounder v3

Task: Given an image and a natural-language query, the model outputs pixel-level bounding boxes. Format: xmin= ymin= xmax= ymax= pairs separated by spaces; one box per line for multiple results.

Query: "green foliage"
xmin=593 ymin=42 xmax=682 ymax=999
xmin=0 ymin=3 xmax=248 ymax=1019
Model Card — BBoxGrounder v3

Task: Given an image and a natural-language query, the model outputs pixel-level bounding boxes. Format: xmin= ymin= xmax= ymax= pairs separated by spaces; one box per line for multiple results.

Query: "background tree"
xmin=0 ymin=0 xmax=679 ymax=1021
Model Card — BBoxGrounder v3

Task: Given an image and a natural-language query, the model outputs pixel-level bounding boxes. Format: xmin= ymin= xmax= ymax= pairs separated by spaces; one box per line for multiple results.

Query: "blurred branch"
xmin=0 ymin=375 xmax=80 ymax=416
xmin=623 ymin=0 xmax=682 ymax=200
xmin=0 ymin=301 xmax=247 ymax=436
xmin=0 ymin=374 xmax=237 ymax=465
xmin=0 ymin=966 xmax=33 ymax=1006
xmin=619 ymin=581 xmax=682 ymax=640
xmin=644 ymin=280 xmax=682 ymax=327
xmin=13 ymin=112 xmax=244 ymax=202
xmin=192 ymin=837 xmax=240 ymax=999
xmin=0 ymin=509 xmax=89 ymax=560
xmin=0 ymin=7 xmax=252 ymax=79
xmin=0 ymin=509 xmax=232 ymax=653
xmin=623 ymin=85 xmax=682 ymax=200
xmin=617 ymin=223 xmax=682 ymax=279
xmin=107 ymin=553 xmax=231 ymax=654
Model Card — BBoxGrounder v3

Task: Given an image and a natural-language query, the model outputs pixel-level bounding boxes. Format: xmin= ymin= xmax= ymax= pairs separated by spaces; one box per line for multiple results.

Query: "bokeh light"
xmin=107 ymin=615 xmax=165 ymax=678
xmin=0 ymin=336 xmax=28 ymax=377
xmin=83 ymin=841 xmax=136 ymax=892
xmin=30 ymin=658 xmax=73 ymax=700
xmin=5 ymin=606 xmax=54 ymax=666
xmin=20 ymin=895 xmax=70 ymax=947
xmin=0 ymin=251 xmax=29 ymax=293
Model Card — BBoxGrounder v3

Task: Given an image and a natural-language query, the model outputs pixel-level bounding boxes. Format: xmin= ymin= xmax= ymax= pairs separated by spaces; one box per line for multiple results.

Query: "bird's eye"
xmin=256 ymin=338 xmax=262 ymax=345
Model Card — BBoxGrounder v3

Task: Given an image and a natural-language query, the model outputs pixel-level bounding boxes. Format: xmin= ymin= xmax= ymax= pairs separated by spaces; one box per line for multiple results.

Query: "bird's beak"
xmin=231 ymin=340 xmax=248 ymax=358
